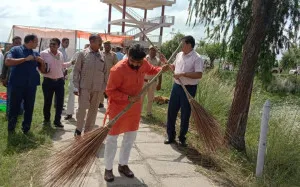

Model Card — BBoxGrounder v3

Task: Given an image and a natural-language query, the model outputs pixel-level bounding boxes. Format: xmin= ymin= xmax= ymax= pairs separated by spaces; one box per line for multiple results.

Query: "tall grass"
xmin=149 ymin=69 xmax=300 ymax=186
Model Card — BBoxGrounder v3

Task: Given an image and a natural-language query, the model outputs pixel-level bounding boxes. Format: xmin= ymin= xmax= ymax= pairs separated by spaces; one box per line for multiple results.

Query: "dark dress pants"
xmin=8 ymin=84 xmax=37 ymax=133
xmin=42 ymin=77 xmax=65 ymax=124
xmin=166 ymin=83 xmax=197 ymax=143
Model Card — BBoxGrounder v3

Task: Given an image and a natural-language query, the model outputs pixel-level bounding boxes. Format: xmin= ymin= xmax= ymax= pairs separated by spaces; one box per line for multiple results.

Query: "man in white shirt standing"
xmin=65 ymin=44 xmax=90 ymax=120
xmin=54 ymin=38 xmax=70 ymax=110
xmin=142 ymin=45 xmax=162 ymax=116
xmin=58 ymin=38 xmax=69 ymax=63
xmin=164 ymin=36 xmax=204 ymax=147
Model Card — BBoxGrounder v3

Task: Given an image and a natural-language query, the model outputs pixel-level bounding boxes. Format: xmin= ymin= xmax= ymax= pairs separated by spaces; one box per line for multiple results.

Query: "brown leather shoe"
xmin=104 ymin=169 xmax=114 ymax=182
xmin=118 ymin=164 xmax=134 ymax=178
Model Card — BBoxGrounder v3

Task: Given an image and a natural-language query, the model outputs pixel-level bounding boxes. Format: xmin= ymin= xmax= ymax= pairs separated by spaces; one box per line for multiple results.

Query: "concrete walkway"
xmin=53 ymin=98 xmax=215 ymax=187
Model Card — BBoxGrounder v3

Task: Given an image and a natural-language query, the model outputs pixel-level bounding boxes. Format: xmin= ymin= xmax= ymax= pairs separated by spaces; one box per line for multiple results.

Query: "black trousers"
xmin=166 ymin=83 xmax=197 ymax=143
xmin=42 ymin=77 xmax=65 ymax=124
xmin=8 ymin=84 xmax=37 ymax=133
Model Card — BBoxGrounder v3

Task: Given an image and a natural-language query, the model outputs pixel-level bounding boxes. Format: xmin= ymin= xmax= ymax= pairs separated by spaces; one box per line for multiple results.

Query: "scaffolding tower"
xmin=100 ymin=0 xmax=176 ymax=46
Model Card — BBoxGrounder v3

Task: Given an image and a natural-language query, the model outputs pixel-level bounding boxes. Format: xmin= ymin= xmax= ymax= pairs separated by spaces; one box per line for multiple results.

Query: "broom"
xmin=139 ymin=28 xmax=223 ymax=151
xmin=44 ymin=42 xmax=183 ymax=187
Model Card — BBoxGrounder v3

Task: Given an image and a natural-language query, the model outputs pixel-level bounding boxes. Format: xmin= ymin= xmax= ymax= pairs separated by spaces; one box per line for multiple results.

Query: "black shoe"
xmin=54 ymin=122 xmax=64 ymax=128
xmin=104 ymin=169 xmax=114 ymax=182
xmin=64 ymin=115 xmax=72 ymax=120
xmin=99 ymin=103 xmax=104 ymax=108
xmin=74 ymin=129 xmax=81 ymax=136
xmin=23 ymin=130 xmax=30 ymax=135
xmin=118 ymin=165 xmax=134 ymax=178
xmin=43 ymin=120 xmax=51 ymax=126
xmin=178 ymin=141 xmax=187 ymax=147
xmin=164 ymin=139 xmax=175 ymax=144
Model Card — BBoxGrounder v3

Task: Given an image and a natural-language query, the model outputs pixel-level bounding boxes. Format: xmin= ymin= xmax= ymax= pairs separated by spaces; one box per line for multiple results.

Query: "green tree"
xmin=161 ymin=33 xmax=185 ymax=59
xmin=197 ymin=41 xmax=222 ymax=68
xmin=188 ymin=0 xmax=300 ymax=152
xmin=281 ymin=47 xmax=300 ymax=70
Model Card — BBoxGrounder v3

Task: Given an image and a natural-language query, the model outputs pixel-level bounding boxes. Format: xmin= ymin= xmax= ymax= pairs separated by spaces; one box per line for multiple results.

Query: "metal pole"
xmin=74 ymin=30 xmax=77 ymax=53
xmin=108 ymin=4 xmax=112 ymax=34
xmin=122 ymin=0 xmax=126 ymax=34
xmin=142 ymin=9 xmax=147 ymax=41
xmin=256 ymin=100 xmax=271 ymax=177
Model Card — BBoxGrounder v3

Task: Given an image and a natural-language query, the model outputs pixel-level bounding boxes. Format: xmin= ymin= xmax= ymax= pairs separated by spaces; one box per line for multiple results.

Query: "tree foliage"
xmin=188 ymin=0 xmax=300 ymax=152
xmin=196 ymin=41 xmax=223 ymax=68
xmin=188 ymin=0 xmax=300 ymax=73
xmin=161 ymin=33 xmax=185 ymax=59
xmin=281 ymin=46 xmax=300 ymax=70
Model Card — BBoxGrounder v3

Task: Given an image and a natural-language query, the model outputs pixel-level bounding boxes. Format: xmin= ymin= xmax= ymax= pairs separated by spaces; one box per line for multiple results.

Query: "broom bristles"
xmin=189 ymin=98 xmax=224 ymax=152
xmin=44 ymin=126 xmax=110 ymax=187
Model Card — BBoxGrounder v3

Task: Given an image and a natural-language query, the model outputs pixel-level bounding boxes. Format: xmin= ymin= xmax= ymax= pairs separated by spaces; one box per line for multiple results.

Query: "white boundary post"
xmin=256 ymin=100 xmax=271 ymax=177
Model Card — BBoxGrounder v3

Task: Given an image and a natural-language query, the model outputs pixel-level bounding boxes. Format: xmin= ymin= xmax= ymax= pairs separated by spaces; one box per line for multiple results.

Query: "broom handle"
xmin=139 ymin=28 xmax=194 ymax=100
xmin=138 ymin=28 xmax=164 ymax=56
xmin=105 ymin=42 xmax=183 ymax=129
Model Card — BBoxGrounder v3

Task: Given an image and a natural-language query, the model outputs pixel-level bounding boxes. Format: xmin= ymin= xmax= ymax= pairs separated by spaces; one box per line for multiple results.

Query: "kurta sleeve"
xmin=73 ymin=52 xmax=84 ymax=91
xmin=106 ymin=69 xmax=128 ymax=101
xmin=144 ymin=59 xmax=162 ymax=75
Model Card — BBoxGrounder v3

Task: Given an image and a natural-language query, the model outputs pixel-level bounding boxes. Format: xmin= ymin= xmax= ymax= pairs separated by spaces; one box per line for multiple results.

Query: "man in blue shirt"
xmin=115 ymin=47 xmax=124 ymax=61
xmin=5 ymin=34 xmax=47 ymax=134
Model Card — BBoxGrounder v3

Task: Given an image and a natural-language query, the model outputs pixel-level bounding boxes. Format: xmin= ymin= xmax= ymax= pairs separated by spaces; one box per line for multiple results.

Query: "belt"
xmin=44 ymin=77 xmax=64 ymax=81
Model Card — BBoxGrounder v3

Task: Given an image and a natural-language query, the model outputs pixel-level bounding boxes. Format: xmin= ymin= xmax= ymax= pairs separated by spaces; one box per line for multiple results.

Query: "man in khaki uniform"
xmin=99 ymin=41 xmax=118 ymax=110
xmin=73 ymin=34 xmax=108 ymax=136
xmin=142 ymin=45 xmax=162 ymax=116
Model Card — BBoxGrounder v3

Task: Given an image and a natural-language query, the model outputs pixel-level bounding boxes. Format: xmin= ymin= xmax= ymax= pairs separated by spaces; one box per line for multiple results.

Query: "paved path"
xmin=53 ymin=97 xmax=215 ymax=187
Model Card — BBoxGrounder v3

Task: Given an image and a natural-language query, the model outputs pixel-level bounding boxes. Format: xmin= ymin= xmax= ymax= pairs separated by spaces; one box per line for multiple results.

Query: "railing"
xmin=126 ymin=27 xmax=140 ymax=36
xmin=146 ymin=34 xmax=160 ymax=43
xmin=144 ymin=16 xmax=174 ymax=25
xmin=126 ymin=7 xmax=143 ymax=21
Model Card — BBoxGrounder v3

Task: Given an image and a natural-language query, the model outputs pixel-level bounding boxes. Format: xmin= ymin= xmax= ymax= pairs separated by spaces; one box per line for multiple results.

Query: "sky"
xmin=0 ymin=0 xmax=206 ymax=44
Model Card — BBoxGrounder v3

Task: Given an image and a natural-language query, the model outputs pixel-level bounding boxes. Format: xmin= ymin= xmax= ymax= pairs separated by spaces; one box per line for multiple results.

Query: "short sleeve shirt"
xmin=7 ymin=45 xmax=41 ymax=87
xmin=173 ymin=50 xmax=204 ymax=85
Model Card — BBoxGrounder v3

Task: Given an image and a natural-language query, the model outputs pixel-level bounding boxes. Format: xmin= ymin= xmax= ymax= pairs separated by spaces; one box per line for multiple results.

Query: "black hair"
xmin=50 ymin=38 xmax=61 ymax=46
xmin=181 ymin=35 xmax=195 ymax=48
xmin=62 ymin=38 xmax=69 ymax=43
xmin=128 ymin=44 xmax=146 ymax=60
xmin=12 ymin=36 xmax=21 ymax=42
xmin=89 ymin=34 xmax=101 ymax=42
xmin=116 ymin=47 xmax=122 ymax=52
xmin=24 ymin=34 xmax=37 ymax=44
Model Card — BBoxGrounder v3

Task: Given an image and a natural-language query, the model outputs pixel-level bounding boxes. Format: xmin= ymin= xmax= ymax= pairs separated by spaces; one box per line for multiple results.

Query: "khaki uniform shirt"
xmin=73 ymin=47 xmax=108 ymax=92
xmin=145 ymin=54 xmax=161 ymax=80
xmin=101 ymin=51 xmax=118 ymax=72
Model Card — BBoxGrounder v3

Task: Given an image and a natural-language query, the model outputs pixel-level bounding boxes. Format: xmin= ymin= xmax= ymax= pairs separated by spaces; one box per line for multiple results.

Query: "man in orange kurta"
xmin=104 ymin=44 xmax=168 ymax=182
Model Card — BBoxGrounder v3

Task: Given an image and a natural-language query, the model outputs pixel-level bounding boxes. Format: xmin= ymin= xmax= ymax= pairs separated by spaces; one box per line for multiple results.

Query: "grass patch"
xmin=142 ymin=69 xmax=300 ymax=187
xmin=0 ymin=78 xmax=68 ymax=186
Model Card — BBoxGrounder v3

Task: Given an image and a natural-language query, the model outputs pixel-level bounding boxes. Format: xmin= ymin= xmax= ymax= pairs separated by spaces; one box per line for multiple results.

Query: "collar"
xmin=48 ymin=49 xmax=61 ymax=60
xmin=86 ymin=47 xmax=100 ymax=54
xmin=48 ymin=49 xmax=60 ymax=56
xmin=104 ymin=50 xmax=112 ymax=54
xmin=183 ymin=50 xmax=194 ymax=57
xmin=146 ymin=54 xmax=157 ymax=60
